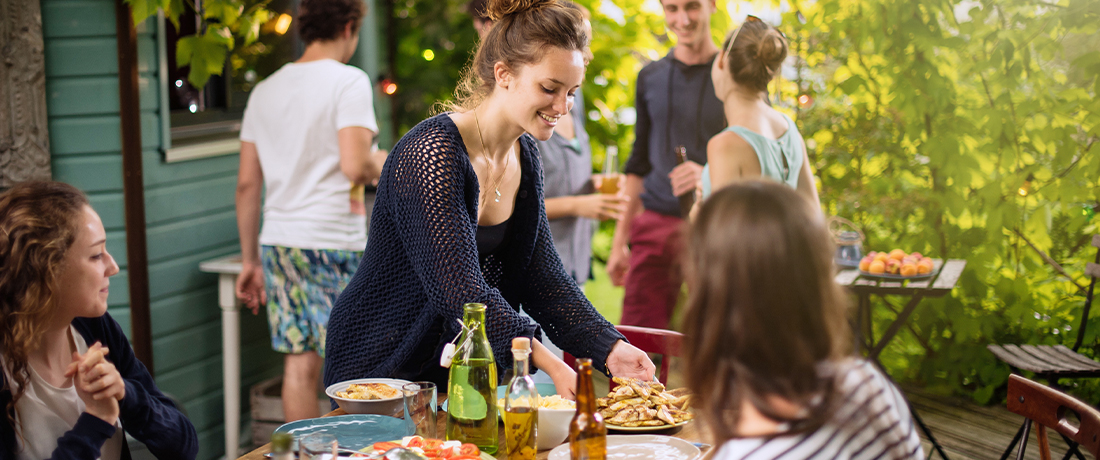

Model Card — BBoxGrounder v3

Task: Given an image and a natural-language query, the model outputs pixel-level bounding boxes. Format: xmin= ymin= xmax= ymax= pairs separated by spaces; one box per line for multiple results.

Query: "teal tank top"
xmin=701 ymin=113 xmax=804 ymax=198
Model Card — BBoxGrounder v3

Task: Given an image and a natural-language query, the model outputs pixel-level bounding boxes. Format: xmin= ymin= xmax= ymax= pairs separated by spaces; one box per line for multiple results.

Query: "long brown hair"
xmin=0 ymin=181 xmax=89 ymax=425
xmin=682 ymin=181 xmax=850 ymax=441
xmin=447 ymin=0 xmax=591 ymax=112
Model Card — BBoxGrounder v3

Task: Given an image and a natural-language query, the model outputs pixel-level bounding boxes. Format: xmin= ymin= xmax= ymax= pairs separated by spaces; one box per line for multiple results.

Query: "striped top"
xmin=713 ymin=360 xmax=923 ymax=460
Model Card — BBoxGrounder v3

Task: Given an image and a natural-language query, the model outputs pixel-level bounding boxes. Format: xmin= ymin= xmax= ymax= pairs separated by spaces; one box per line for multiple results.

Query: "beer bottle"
xmin=674 ymin=145 xmax=695 ymax=218
xmin=568 ymin=359 xmax=606 ymax=460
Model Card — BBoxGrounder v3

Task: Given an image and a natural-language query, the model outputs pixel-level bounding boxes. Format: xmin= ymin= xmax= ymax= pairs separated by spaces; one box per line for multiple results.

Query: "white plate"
xmin=606 ymin=419 xmax=691 ymax=432
xmin=547 ymin=435 xmax=701 ymax=460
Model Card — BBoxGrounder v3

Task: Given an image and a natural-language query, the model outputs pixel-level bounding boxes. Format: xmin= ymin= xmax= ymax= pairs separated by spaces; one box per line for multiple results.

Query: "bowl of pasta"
xmin=325 ymin=378 xmax=412 ymax=416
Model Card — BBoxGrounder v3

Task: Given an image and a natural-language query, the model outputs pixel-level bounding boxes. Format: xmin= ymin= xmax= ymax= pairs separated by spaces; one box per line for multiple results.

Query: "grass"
xmin=584 ymin=261 xmax=624 ymax=324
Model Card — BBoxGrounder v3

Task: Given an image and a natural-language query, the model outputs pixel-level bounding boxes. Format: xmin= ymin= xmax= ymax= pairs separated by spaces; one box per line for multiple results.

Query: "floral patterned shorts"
xmin=262 ymin=245 xmax=362 ymax=357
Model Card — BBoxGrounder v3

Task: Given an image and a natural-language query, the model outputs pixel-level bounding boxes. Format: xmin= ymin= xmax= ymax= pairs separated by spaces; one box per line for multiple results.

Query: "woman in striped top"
xmin=683 ymin=181 xmax=922 ymax=460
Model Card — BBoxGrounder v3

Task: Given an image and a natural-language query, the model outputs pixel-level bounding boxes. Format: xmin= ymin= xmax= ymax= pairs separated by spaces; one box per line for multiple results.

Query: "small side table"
xmin=199 ymin=254 xmax=244 ymax=458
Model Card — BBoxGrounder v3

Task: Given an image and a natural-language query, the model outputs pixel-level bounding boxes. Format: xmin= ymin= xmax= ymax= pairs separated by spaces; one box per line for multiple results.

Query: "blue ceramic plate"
xmin=273 ymin=414 xmax=412 ymax=450
xmin=441 ymin=383 xmax=559 ymax=412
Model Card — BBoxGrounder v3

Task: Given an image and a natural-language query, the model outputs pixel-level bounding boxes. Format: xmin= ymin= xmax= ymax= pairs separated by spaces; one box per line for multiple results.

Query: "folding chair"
xmin=989 ymin=234 xmax=1100 ymax=459
xmin=1007 ymin=374 xmax=1100 ymax=459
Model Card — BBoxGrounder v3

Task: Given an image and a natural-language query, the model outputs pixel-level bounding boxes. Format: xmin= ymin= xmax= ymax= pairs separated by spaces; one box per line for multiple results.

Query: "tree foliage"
xmin=125 ymin=0 xmax=272 ymax=87
xmin=788 ymin=0 xmax=1100 ymax=402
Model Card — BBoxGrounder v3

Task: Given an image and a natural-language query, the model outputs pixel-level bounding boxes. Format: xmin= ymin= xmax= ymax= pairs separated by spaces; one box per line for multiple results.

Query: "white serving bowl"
xmin=325 ymin=378 xmax=411 ymax=417
xmin=537 ymin=407 xmax=576 ymax=451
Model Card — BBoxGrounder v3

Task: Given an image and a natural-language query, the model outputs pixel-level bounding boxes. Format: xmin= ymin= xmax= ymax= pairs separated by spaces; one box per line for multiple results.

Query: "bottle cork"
xmin=512 ymin=336 xmax=531 ymax=351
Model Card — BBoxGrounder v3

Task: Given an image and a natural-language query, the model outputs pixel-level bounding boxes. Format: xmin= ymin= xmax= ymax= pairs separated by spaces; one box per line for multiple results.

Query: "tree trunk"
xmin=0 ymin=0 xmax=51 ymax=189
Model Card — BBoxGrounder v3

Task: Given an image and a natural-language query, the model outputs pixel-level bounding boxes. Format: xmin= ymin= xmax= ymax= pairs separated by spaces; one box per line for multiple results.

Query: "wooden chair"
xmin=989 ymin=234 xmax=1100 ymax=459
xmin=1007 ymin=374 xmax=1100 ymax=459
xmin=562 ymin=325 xmax=683 ymax=384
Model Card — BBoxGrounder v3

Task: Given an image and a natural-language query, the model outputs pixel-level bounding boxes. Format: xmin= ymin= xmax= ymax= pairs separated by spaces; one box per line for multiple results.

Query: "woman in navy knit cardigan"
xmin=323 ymin=0 xmax=655 ymax=396
xmin=0 ymin=181 xmax=197 ymax=460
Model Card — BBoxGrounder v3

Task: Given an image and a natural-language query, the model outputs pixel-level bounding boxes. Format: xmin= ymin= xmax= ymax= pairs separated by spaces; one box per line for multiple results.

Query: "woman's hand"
xmin=66 ymin=342 xmax=122 ymax=425
xmin=235 ymin=261 xmax=266 ymax=314
xmin=529 ymin=339 xmax=577 ymax=399
xmin=571 ymin=194 xmax=628 ymax=221
xmin=546 ymin=361 xmax=577 ymax=400
xmin=605 ymin=340 xmax=656 ymax=380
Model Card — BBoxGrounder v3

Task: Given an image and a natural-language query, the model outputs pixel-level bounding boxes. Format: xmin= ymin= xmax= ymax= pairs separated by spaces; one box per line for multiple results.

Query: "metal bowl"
xmin=325 ymin=378 xmax=412 ymax=416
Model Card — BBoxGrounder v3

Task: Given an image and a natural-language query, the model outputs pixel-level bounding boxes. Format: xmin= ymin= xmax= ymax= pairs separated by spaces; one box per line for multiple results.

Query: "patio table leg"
xmin=869 ymin=294 xmax=924 ymax=361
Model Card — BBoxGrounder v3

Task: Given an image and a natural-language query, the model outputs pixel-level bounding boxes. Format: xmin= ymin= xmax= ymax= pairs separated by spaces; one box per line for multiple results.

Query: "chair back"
xmin=562 ymin=325 xmax=683 ymax=384
xmin=1071 ymin=234 xmax=1100 ymax=351
xmin=1007 ymin=374 xmax=1100 ymax=457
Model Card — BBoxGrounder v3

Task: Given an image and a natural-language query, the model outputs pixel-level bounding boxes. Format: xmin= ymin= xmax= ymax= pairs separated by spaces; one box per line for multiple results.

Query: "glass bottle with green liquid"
xmin=504 ymin=337 xmax=537 ymax=460
xmin=446 ymin=303 xmax=498 ymax=454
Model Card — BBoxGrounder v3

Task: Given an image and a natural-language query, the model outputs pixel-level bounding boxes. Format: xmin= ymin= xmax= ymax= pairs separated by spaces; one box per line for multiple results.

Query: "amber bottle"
xmin=568 ymin=358 xmax=606 ymax=460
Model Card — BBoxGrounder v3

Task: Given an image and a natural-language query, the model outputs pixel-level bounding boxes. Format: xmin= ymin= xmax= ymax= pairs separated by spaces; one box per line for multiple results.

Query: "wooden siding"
xmin=42 ymin=1 xmax=282 ymax=459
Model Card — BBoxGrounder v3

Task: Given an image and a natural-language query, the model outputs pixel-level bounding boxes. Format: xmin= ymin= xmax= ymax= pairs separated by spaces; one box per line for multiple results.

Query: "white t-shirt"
xmin=3 ymin=326 xmax=124 ymax=460
xmin=240 ymin=59 xmax=379 ymax=251
xmin=712 ymin=360 xmax=923 ymax=460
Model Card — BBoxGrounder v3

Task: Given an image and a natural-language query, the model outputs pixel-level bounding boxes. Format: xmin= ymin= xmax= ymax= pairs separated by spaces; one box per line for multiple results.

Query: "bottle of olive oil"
xmin=504 ymin=337 xmax=537 ymax=460
xmin=568 ymin=358 xmax=606 ymax=460
xmin=446 ymin=303 xmax=498 ymax=455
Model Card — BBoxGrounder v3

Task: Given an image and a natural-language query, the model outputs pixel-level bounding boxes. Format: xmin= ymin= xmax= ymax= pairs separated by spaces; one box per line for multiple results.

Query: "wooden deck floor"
xmin=905 ymin=387 xmax=1095 ymax=460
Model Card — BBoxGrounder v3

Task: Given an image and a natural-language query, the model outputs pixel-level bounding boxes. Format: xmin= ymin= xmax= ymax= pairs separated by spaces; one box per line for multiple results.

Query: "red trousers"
xmin=620 ymin=209 xmax=686 ymax=330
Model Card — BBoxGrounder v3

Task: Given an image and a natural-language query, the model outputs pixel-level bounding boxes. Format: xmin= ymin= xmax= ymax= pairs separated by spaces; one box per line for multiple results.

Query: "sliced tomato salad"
xmin=361 ymin=436 xmax=480 ymax=459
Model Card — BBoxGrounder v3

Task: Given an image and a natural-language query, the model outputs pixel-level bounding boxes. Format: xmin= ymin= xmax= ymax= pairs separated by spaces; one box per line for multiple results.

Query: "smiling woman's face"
xmin=55 ymin=205 xmax=119 ymax=319
xmin=502 ymin=46 xmax=586 ymax=141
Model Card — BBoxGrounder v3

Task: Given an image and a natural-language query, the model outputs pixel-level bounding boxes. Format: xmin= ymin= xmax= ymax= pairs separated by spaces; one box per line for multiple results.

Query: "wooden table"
xmin=237 ymin=402 xmax=710 ymax=460
xmin=198 ymin=254 xmax=245 ymax=458
xmin=834 ymin=259 xmax=967 ymax=361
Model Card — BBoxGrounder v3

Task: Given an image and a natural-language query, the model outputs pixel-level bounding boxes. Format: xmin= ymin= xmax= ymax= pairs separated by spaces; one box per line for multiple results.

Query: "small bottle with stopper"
xmin=504 ymin=337 xmax=538 ymax=460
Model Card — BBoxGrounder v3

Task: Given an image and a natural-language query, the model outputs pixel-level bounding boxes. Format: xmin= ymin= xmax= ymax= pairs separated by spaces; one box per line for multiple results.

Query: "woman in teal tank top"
xmin=698 ymin=16 xmax=822 ymax=215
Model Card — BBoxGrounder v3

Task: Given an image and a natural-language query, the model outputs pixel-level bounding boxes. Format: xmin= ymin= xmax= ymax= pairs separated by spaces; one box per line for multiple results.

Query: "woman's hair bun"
xmin=756 ymin=29 xmax=786 ymax=67
xmin=485 ymin=0 xmax=555 ymax=21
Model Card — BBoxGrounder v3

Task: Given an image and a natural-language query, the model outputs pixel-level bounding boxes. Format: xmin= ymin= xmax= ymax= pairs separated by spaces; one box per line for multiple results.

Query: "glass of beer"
xmin=597 ymin=146 xmax=621 ymax=195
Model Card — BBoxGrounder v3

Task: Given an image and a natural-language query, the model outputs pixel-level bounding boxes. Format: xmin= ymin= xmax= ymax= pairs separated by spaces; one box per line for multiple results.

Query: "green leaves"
xmin=176 ymin=27 xmax=234 ymax=88
xmin=790 ymin=0 xmax=1100 ymax=404
xmin=124 ymin=0 xmax=271 ymax=88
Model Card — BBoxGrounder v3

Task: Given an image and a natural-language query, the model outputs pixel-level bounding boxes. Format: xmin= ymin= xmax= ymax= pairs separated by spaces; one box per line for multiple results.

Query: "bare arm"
xmin=545 ymin=194 xmax=627 ymax=221
xmin=530 ymin=339 xmax=576 ymax=399
xmin=235 ymin=142 xmax=266 ymax=313
xmin=338 ymin=126 xmax=386 ymax=185
xmin=796 ymin=139 xmax=823 ymax=215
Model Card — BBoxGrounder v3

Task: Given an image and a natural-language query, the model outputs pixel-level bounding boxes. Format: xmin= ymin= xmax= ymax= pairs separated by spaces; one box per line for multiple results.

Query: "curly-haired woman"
xmin=0 ymin=181 xmax=197 ymax=460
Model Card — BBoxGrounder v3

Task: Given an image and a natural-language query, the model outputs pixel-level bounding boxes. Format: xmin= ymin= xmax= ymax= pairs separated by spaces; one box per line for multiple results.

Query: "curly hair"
xmin=298 ymin=0 xmax=367 ymax=44
xmin=682 ymin=181 xmax=850 ymax=441
xmin=447 ymin=0 xmax=591 ymax=112
xmin=0 ymin=181 xmax=89 ymax=428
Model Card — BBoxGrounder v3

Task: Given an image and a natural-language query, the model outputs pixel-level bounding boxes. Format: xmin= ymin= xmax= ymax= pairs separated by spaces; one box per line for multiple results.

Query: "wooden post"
xmin=0 ymin=0 xmax=51 ymax=188
xmin=114 ymin=0 xmax=155 ymax=374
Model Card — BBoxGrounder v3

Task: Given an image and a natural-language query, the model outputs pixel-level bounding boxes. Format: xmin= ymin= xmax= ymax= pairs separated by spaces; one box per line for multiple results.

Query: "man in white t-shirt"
xmin=235 ymin=0 xmax=385 ymax=422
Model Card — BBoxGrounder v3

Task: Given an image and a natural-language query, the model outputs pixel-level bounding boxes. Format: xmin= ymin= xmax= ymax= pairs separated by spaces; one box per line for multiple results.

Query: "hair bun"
xmin=756 ymin=29 xmax=787 ymax=67
xmin=485 ymin=0 xmax=555 ymax=21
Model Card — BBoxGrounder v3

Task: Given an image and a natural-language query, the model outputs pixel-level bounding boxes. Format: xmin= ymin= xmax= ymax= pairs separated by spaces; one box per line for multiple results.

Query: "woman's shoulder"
xmin=708 ymin=130 xmax=757 ymax=163
xmin=390 ymin=113 xmax=467 ymax=164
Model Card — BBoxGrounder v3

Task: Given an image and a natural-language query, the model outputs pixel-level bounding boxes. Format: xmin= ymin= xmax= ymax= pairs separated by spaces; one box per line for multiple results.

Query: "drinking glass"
xmin=597 ymin=146 xmax=621 ymax=195
xmin=403 ymin=381 xmax=438 ymax=438
xmin=298 ymin=433 xmax=337 ymax=460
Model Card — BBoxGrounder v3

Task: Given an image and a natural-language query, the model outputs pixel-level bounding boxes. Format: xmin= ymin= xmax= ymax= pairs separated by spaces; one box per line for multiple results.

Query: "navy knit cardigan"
xmin=324 ymin=114 xmax=625 ymax=387
xmin=1 ymin=313 xmax=198 ymax=460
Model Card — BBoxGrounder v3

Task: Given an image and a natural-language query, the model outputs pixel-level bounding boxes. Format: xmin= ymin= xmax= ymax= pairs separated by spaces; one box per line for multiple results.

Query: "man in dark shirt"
xmin=608 ymin=0 xmax=726 ymax=329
